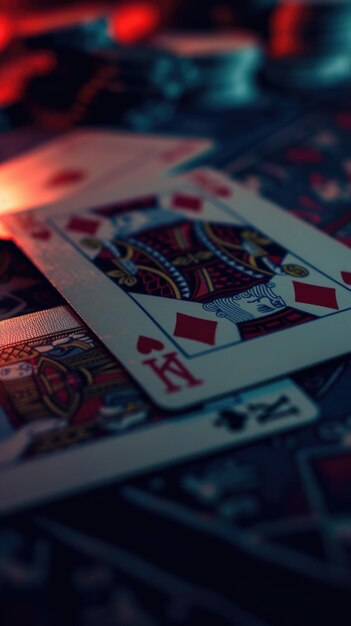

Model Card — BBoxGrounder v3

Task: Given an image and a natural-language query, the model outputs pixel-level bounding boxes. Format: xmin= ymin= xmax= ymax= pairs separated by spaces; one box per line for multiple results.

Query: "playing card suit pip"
xmin=46 ymin=169 xmax=86 ymax=188
xmin=341 ymin=271 xmax=351 ymax=286
xmin=137 ymin=336 xmax=164 ymax=355
xmin=31 ymin=228 xmax=52 ymax=242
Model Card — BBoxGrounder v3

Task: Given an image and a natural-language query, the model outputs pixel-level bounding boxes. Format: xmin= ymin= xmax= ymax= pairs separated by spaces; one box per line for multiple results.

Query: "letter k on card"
xmin=5 ymin=167 xmax=351 ymax=409
xmin=137 ymin=336 xmax=203 ymax=397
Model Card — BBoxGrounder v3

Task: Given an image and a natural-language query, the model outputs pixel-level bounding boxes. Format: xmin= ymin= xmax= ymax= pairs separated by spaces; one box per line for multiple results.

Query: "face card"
xmin=4 ymin=167 xmax=351 ymax=410
xmin=0 ymin=129 xmax=212 ymax=216
xmin=0 ymin=305 xmax=317 ymax=515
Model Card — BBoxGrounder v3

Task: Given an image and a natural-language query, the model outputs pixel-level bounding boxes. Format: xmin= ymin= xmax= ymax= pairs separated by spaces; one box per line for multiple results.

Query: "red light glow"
xmin=0 ymin=223 xmax=10 ymax=238
xmin=0 ymin=51 xmax=56 ymax=107
xmin=0 ymin=13 xmax=14 ymax=52
xmin=269 ymin=2 xmax=312 ymax=58
xmin=111 ymin=2 xmax=160 ymax=45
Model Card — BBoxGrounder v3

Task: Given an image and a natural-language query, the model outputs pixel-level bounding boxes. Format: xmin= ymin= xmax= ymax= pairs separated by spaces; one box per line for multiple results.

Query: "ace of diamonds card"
xmin=4 ymin=168 xmax=351 ymax=410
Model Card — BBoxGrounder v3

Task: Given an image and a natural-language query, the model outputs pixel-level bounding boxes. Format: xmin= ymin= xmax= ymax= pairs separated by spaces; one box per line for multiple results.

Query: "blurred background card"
xmin=0 ymin=129 xmax=212 ymax=213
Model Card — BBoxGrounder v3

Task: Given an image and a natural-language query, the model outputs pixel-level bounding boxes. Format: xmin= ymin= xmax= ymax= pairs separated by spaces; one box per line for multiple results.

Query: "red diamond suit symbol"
xmin=66 ymin=217 xmax=101 ymax=236
xmin=173 ymin=312 xmax=218 ymax=345
xmin=293 ymin=281 xmax=339 ymax=310
xmin=171 ymin=193 xmax=203 ymax=212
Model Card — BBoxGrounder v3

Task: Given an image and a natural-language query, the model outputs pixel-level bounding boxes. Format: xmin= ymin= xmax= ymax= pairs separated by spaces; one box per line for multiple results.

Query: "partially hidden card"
xmin=0 ymin=239 xmax=63 ymax=322
xmin=0 ymin=305 xmax=317 ymax=515
xmin=0 ymin=129 xmax=212 ymax=215
xmin=231 ymin=105 xmax=351 ymax=248
xmin=3 ymin=167 xmax=351 ymax=410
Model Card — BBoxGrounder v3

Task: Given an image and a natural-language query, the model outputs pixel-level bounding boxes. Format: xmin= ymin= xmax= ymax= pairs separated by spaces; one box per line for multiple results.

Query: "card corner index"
xmin=137 ymin=343 xmax=204 ymax=410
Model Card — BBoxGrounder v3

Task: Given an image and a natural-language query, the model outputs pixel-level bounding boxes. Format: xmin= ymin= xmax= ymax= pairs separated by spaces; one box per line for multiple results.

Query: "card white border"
xmin=0 ymin=307 xmax=317 ymax=516
xmin=4 ymin=167 xmax=351 ymax=409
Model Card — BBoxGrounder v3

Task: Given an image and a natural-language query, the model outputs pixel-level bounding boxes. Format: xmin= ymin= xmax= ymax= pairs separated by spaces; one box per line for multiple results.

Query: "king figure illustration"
xmin=82 ymin=209 xmax=316 ymax=341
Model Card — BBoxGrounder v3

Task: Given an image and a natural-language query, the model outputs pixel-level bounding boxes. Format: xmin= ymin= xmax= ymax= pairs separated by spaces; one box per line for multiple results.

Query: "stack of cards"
xmin=0 ymin=129 xmax=213 ymax=215
xmin=1 ymin=128 xmax=351 ymax=518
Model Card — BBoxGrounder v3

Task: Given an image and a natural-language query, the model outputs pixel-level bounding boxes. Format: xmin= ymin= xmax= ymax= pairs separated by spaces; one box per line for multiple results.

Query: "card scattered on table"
xmin=0 ymin=129 xmax=213 ymax=215
xmin=0 ymin=304 xmax=318 ymax=515
xmin=4 ymin=168 xmax=351 ymax=409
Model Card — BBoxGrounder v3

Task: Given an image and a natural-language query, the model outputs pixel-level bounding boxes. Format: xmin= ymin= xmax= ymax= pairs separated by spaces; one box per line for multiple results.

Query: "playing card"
xmin=119 ymin=352 xmax=351 ymax=596
xmin=4 ymin=167 xmax=351 ymax=410
xmin=231 ymin=104 xmax=351 ymax=248
xmin=0 ymin=305 xmax=317 ymax=515
xmin=0 ymin=129 xmax=212 ymax=215
xmin=0 ymin=239 xmax=63 ymax=321
xmin=299 ymin=444 xmax=351 ymax=519
xmin=0 ymin=126 xmax=55 ymax=166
